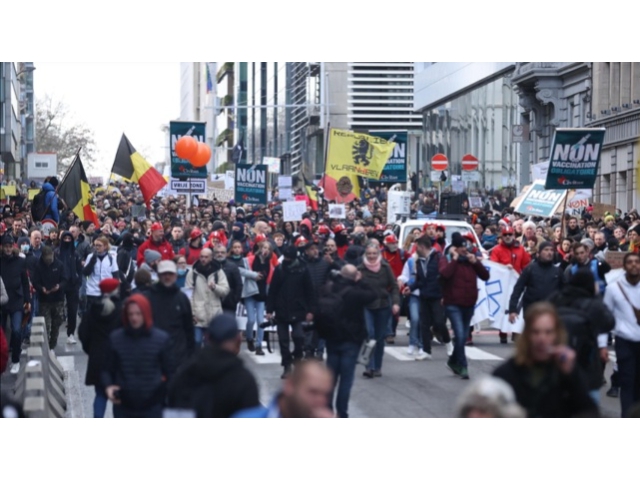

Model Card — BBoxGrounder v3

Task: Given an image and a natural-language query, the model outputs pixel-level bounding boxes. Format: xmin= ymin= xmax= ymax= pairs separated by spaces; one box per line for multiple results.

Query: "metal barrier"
xmin=12 ymin=316 xmax=67 ymax=418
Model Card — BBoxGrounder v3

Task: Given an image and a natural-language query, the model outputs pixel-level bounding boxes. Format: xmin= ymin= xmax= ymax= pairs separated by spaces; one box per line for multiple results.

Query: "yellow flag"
xmin=325 ymin=128 xmax=395 ymax=181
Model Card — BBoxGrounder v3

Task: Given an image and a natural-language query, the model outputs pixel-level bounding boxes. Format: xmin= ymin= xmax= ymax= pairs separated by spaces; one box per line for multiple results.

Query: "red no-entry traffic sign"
xmin=431 ymin=153 xmax=448 ymax=171
xmin=462 ymin=154 xmax=479 ymax=171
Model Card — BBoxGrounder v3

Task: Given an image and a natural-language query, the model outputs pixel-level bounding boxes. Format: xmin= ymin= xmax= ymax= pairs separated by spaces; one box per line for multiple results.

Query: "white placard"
xmin=431 ymin=171 xmax=446 ymax=182
xmin=462 ymin=170 xmax=481 ymax=182
xmin=283 ymin=200 xmax=307 ymax=221
xmin=170 ymin=178 xmax=207 ymax=194
xmin=225 ymin=171 xmax=235 ymax=190
xmin=328 ymin=204 xmax=346 ymax=219
xmin=208 ymin=188 xmax=234 ymax=202
xmin=278 ymin=187 xmax=292 ymax=201
xmin=263 ymin=157 xmax=281 ymax=174
xmin=278 ymin=176 xmax=292 ymax=188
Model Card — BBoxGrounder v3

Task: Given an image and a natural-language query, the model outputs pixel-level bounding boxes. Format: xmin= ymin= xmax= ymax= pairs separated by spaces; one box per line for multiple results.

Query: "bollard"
xmin=23 ymin=396 xmax=48 ymax=418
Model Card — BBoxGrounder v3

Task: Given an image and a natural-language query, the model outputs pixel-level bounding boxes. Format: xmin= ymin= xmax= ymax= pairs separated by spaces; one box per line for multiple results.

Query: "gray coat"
xmin=239 ymin=258 xmax=260 ymax=299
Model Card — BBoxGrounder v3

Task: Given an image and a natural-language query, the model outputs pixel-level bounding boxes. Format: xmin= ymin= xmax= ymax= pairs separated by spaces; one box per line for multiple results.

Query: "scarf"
xmin=363 ymin=256 xmax=381 ymax=273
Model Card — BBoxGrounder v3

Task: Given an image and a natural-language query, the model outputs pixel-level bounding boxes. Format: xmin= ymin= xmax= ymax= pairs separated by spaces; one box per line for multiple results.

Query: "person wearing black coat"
xmin=144 ymin=274 xmax=194 ymax=374
xmin=548 ymin=270 xmax=616 ymax=398
xmin=322 ymin=266 xmax=377 ymax=418
xmin=102 ymin=294 xmax=172 ymax=418
xmin=508 ymin=242 xmax=564 ymax=322
xmin=78 ymin=278 xmax=123 ymax=417
xmin=167 ymin=313 xmax=260 ymax=417
xmin=266 ymin=246 xmax=316 ymax=378
xmin=116 ymin=233 xmax=137 ymax=299
xmin=32 ymin=247 xmax=68 ymax=350
xmin=0 ymin=236 xmax=31 ymax=372
xmin=56 ymin=231 xmax=84 ymax=343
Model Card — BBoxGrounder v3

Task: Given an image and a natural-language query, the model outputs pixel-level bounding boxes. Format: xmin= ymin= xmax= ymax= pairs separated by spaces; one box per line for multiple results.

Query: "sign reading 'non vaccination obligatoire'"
xmin=515 ymin=180 xmax=568 ymax=217
xmin=544 ymin=128 xmax=606 ymax=190
xmin=234 ymin=164 xmax=268 ymax=204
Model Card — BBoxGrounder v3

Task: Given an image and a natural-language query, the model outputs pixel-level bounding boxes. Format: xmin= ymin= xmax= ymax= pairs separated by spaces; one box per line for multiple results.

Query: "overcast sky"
xmin=35 ymin=62 xmax=180 ymax=179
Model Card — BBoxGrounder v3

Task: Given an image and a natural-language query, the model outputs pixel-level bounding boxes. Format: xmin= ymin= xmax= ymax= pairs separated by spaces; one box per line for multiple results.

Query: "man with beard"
xmin=56 ymin=231 xmax=83 ymax=344
xmin=233 ymin=360 xmax=334 ymax=418
xmin=266 ymin=246 xmax=316 ymax=378
xmin=179 ymin=228 xmax=204 ymax=266
xmin=212 ymin=245 xmax=242 ymax=314
xmin=144 ymin=260 xmax=195 ymax=374
xmin=168 ymin=226 xmax=186 ymax=254
xmin=344 ymin=226 xmax=367 ymax=266
xmin=566 ymin=217 xmax=583 ymax=242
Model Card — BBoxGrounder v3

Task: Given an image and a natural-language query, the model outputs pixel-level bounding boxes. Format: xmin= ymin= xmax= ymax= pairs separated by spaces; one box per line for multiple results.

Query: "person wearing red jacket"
xmin=382 ymin=234 xmax=408 ymax=343
xmin=489 ymin=226 xmax=531 ymax=343
xmin=179 ymin=228 xmax=204 ymax=266
xmin=137 ymin=223 xmax=174 ymax=267
xmin=439 ymin=232 xmax=490 ymax=380
xmin=333 ymin=224 xmax=350 ymax=259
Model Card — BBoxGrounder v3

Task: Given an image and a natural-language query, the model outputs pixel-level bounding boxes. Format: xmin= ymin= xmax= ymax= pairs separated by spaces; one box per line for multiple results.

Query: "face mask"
xmin=21 ymin=245 xmax=30 ymax=253
xmin=177 ymin=268 xmax=187 ymax=276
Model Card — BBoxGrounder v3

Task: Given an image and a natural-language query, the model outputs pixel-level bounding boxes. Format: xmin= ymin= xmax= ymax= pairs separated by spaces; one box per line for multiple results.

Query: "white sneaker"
xmin=407 ymin=345 xmax=415 ymax=355
xmin=10 ymin=363 xmax=20 ymax=375
xmin=446 ymin=342 xmax=454 ymax=356
xmin=415 ymin=350 xmax=432 ymax=361
xmin=405 ymin=320 xmax=411 ymax=329
xmin=67 ymin=334 xmax=77 ymax=345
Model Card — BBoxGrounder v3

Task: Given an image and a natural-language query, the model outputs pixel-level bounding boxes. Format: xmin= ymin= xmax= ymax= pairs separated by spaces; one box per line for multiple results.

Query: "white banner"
xmin=263 ymin=157 xmax=281 ymax=173
xmin=283 ymin=200 xmax=307 ymax=221
xmin=328 ymin=204 xmax=346 ymax=219
xmin=471 ymin=260 xmax=524 ymax=334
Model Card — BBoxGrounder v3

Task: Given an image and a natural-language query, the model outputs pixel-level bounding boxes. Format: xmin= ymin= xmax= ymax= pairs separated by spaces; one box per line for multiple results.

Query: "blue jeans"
xmin=2 ymin=310 xmax=24 ymax=364
xmin=589 ymin=390 xmax=600 ymax=406
xmin=194 ymin=327 xmax=207 ymax=347
xmin=408 ymin=296 xmax=422 ymax=349
xmin=326 ymin=340 xmax=360 ymax=418
xmin=244 ymin=296 xmax=265 ymax=347
xmin=445 ymin=305 xmax=475 ymax=368
xmin=365 ymin=307 xmax=392 ymax=372
xmin=94 ymin=386 xmax=108 ymax=418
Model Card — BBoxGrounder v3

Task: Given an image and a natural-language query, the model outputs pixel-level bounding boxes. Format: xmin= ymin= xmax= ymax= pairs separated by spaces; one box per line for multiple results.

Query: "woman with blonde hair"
xmin=493 ymin=302 xmax=598 ymax=417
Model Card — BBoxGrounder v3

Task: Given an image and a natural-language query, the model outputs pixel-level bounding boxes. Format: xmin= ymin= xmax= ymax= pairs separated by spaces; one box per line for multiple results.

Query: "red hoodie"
xmin=122 ymin=294 xmax=154 ymax=330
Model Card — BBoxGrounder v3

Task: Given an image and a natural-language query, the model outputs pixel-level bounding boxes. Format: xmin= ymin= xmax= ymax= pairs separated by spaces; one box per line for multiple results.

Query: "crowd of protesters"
xmin=1 ymin=175 xmax=640 ymax=418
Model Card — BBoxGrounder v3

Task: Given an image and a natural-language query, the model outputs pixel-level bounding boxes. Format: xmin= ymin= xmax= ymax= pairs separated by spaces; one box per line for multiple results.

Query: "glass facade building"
xmin=421 ymin=74 xmax=521 ymax=190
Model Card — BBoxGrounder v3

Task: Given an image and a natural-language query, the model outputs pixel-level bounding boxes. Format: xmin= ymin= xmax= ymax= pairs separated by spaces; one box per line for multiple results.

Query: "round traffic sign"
xmin=462 ymin=154 xmax=479 ymax=171
xmin=431 ymin=153 xmax=448 ymax=172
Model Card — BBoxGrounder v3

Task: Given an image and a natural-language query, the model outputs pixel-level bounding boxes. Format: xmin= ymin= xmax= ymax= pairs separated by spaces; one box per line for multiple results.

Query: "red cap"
xmin=99 ymin=278 xmax=120 ymax=295
xmin=333 ymin=224 xmax=346 ymax=234
xmin=189 ymin=228 xmax=202 ymax=239
xmin=254 ymin=234 xmax=267 ymax=244
xmin=209 ymin=230 xmax=225 ymax=242
xmin=317 ymin=225 xmax=330 ymax=236
xmin=422 ymin=222 xmax=433 ymax=233
xmin=463 ymin=232 xmax=475 ymax=242
xmin=151 ymin=222 xmax=163 ymax=232
xmin=501 ymin=226 xmax=515 ymax=235
xmin=295 ymin=236 xmax=309 ymax=247
xmin=384 ymin=234 xmax=398 ymax=244
xmin=435 ymin=223 xmax=446 ymax=232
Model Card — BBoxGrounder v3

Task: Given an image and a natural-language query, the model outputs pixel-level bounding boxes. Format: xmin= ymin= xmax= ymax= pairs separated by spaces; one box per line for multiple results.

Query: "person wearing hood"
xmin=212 ymin=244 xmax=242 ymax=314
xmin=78 ymin=278 xmax=123 ymax=417
xmin=41 ymin=177 xmax=60 ymax=224
xmin=186 ymin=251 xmax=230 ymax=347
xmin=116 ymin=233 xmax=137 ymax=297
xmin=549 ymin=270 xmax=615 ymax=403
xmin=57 ymin=231 xmax=83 ymax=344
xmin=166 ymin=313 xmax=260 ymax=417
xmin=266 ymin=246 xmax=316 ymax=378
xmin=179 ymin=228 xmax=204 ymax=266
xmin=144 ymin=261 xmax=194 ymax=373
xmin=0 ymin=234 xmax=31 ymax=375
xmin=227 ymin=221 xmax=251 ymax=255
xmin=32 ymin=246 xmax=68 ymax=350
xmin=102 ymin=294 xmax=172 ymax=418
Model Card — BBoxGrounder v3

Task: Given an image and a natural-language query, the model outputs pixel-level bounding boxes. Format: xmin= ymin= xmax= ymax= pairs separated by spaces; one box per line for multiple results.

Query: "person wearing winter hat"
xmin=140 ymin=249 xmax=162 ymax=283
xmin=41 ymin=176 xmax=60 ymax=224
xmin=78 ymin=278 xmax=123 ymax=418
xmin=135 ymin=222 xmax=173 ymax=267
xmin=57 ymin=231 xmax=83 ymax=344
xmin=179 ymin=228 xmax=204 ymax=266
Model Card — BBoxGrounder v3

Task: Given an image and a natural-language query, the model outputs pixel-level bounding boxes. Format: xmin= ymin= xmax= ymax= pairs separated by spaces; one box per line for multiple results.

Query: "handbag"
xmin=357 ymin=339 xmax=376 ymax=366
xmin=618 ymin=283 xmax=640 ymax=326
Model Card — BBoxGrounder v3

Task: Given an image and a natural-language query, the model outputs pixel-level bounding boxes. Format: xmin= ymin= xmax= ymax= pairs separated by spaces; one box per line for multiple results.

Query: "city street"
xmin=13 ymin=320 xmax=619 ymax=419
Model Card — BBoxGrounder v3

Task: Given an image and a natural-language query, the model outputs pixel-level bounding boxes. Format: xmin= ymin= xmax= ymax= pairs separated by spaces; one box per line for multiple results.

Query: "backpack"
xmin=31 ymin=189 xmax=52 ymax=221
xmin=556 ymin=305 xmax=596 ymax=369
xmin=315 ymin=286 xmax=346 ymax=339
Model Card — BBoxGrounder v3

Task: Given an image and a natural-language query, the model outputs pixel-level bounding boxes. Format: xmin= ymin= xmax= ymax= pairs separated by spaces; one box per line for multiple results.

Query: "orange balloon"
xmin=189 ymin=142 xmax=211 ymax=167
xmin=175 ymin=136 xmax=198 ymax=160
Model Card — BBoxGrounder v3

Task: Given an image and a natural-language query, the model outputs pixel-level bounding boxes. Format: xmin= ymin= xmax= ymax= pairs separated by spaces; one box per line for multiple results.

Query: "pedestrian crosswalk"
xmin=241 ymin=344 xmax=505 ymax=366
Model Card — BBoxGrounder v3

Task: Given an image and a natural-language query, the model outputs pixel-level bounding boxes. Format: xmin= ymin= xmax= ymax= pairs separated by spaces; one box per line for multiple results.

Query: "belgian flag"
xmin=57 ymin=153 xmax=99 ymax=227
xmin=111 ymin=134 xmax=167 ymax=205
xmin=302 ymin=173 xmax=319 ymax=210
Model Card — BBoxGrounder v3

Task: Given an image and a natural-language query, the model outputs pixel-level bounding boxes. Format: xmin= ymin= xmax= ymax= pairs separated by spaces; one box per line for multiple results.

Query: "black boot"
xmin=606 ymin=371 xmax=620 ymax=397
xmin=281 ymin=365 xmax=291 ymax=379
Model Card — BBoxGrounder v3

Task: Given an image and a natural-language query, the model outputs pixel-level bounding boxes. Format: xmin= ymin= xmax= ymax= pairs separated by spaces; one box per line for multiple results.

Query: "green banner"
xmin=368 ymin=131 xmax=408 ymax=184
xmin=170 ymin=121 xmax=207 ymax=179
xmin=235 ymin=164 xmax=268 ymax=204
xmin=545 ymin=128 xmax=605 ymax=190
xmin=515 ymin=181 xmax=567 ymax=217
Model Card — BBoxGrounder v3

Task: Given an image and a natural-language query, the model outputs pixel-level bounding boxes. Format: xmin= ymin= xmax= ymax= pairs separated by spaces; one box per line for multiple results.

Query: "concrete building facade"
xmin=0 ymin=62 xmax=23 ymax=181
